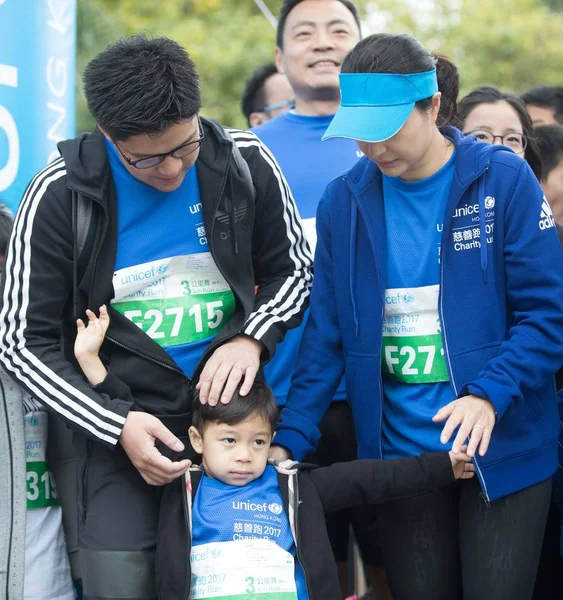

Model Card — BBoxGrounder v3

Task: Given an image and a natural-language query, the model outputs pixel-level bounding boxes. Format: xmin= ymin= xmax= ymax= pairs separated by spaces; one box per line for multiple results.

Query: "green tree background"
xmin=76 ymin=0 xmax=563 ymax=133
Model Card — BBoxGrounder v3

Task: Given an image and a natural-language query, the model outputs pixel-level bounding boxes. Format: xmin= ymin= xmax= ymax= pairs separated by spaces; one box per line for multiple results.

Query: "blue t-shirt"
xmin=381 ymin=152 xmax=457 ymax=459
xmin=253 ymin=111 xmax=362 ymax=404
xmin=106 ymin=139 xmax=235 ymax=377
xmin=191 ymin=466 xmax=309 ymax=599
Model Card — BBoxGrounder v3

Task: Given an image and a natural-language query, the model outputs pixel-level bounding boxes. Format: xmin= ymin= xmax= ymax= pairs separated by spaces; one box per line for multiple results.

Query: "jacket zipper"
xmin=105 ymin=335 xmax=184 ymax=375
xmin=438 ymin=183 xmax=491 ymax=506
xmin=292 ymin=475 xmax=314 ymax=600
xmin=345 ymin=177 xmax=385 ymax=458
xmin=192 ymin=152 xmax=246 ymax=378
xmin=80 ymin=440 xmax=91 ymax=523
xmin=183 ymin=476 xmax=193 ymax=600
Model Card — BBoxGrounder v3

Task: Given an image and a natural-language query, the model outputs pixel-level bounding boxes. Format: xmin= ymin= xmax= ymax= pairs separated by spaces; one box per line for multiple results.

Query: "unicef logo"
xmin=484 ymin=196 xmax=495 ymax=210
xmin=402 ymin=293 xmax=415 ymax=304
xmin=157 ymin=264 xmax=168 ymax=274
xmin=268 ymin=503 xmax=283 ymax=515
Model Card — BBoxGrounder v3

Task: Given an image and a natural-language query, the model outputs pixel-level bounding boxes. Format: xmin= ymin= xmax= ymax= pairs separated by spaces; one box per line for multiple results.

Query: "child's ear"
xmin=188 ymin=426 xmax=204 ymax=455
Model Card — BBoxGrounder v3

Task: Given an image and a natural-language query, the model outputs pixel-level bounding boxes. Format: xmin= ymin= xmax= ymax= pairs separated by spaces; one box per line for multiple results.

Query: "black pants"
xmin=377 ymin=476 xmax=552 ymax=600
xmin=305 ymin=401 xmax=383 ymax=567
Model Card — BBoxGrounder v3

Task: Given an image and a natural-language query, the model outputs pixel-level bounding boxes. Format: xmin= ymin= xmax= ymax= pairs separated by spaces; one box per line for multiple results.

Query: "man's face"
xmin=526 ymin=104 xmax=558 ymax=127
xmin=189 ymin=413 xmax=273 ymax=487
xmin=276 ymin=0 xmax=360 ymax=103
xmin=102 ymin=116 xmax=201 ymax=192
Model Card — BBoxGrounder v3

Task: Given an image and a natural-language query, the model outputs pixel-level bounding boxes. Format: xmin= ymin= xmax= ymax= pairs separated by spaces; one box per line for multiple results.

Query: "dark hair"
xmin=241 ymin=63 xmax=280 ymax=125
xmin=0 ymin=204 xmax=14 ymax=256
xmin=535 ymin=125 xmax=563 ymax=179
xmin=83 ymin=34 xmax=202 ymax=141
xmin=192 ymin=374 xmax=278 ymax=434
xmin=276 ymin=0 xmax=361 ymax=49
xmin=341 ymin=34 xmax=459 ymax=127
xmin=520 ymin=86 xmax=563 ymax=125
xmin=458 ymin=86 xmax=542 ymax=180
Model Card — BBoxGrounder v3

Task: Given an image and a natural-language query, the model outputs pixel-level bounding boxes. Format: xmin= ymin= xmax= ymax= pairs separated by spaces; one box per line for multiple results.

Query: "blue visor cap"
xmin=322 ymin=69 xmax=439 ymax=142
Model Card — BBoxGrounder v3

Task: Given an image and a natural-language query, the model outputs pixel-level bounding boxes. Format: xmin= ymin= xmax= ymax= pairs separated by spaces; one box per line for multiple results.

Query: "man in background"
xmin=241 ymin=63 xmax=294 ymax=127
xmin=521 ymin=85 xmax=563 ymax=126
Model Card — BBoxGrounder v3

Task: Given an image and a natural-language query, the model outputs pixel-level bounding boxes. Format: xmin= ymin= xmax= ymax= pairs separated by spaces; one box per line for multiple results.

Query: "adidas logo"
xmin=539 ymin=198 xmax=555 ymax=230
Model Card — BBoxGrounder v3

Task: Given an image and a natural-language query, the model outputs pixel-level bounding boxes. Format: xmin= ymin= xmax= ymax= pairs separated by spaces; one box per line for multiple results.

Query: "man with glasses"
xmin=241 ymin=63 xmax=294 ymax=127
xmin=0 ymin=34 xmax=312 ymax=600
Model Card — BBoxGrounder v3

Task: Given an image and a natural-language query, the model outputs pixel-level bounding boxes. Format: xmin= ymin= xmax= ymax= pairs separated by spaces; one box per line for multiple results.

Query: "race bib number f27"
xmin=112 ymin=253 xmax=235 ymax=347
xmin=382 ymin=285 xmax=449 ymax=384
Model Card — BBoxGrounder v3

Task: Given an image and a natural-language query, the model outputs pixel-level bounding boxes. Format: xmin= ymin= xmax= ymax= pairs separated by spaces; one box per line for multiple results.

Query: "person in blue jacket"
xmin=271 ymin=33 xmax=563 ymax=600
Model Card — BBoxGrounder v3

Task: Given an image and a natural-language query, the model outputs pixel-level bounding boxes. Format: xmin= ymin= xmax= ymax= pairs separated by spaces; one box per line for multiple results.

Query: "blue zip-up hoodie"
xmin=276 ymin=127 xmax=563 ymax=503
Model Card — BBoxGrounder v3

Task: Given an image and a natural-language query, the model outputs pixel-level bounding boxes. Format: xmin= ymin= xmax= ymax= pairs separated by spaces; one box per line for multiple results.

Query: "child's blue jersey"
xmin=191 ymin=466 xmax=309 ymax=599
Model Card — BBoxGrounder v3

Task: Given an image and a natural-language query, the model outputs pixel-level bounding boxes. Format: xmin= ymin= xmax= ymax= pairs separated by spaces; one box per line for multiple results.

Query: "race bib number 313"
xmin=25 ymin=411 xmax=59 ymax=509
xmin=382 ymin=285 xmax=449 ymax=384
xmin=112 ymin=254 xmax=235 ymax=347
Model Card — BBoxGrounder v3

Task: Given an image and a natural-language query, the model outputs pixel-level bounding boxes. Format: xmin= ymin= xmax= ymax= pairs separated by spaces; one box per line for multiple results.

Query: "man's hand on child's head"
xmin=75 ymin=305 xmax=110 ymax=361
xmin=449 ymin=446 xmax=475 ymax=480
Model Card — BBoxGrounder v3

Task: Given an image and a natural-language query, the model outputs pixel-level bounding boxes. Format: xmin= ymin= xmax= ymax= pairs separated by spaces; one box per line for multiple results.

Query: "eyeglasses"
xmin=262 ymin=98 xmax=295 ymax=113
xmin=464 ymin=129 xmax=527 ymax=154
xmin=114 ymin=117 xmax=204 ymax=169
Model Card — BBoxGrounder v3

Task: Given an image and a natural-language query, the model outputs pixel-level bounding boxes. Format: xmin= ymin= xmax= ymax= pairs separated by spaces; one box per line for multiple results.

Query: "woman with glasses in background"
xmin=459 ymin=86 xmax=542 ymax=179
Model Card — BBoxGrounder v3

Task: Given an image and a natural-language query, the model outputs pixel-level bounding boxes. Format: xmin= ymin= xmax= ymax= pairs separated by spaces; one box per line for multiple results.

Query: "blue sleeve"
xmin=275 ymin=189 xmax=346 ymax=460
xmin=461 ymin=162 xmax=563 ymax=419
xmin=554 ymin=388 xmax=563 ymax=519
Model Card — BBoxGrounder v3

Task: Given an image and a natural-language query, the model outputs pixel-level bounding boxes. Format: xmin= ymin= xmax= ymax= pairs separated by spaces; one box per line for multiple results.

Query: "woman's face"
xmin=462 ymin=100 xmax=526 ymax=154
xmin=356 ymin=93 xmax=443 ymax=181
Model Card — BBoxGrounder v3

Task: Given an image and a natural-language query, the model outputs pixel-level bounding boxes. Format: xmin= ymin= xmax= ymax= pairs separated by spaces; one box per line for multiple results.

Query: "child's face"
xmin=189 ymin=413 xmax=273 ymax=486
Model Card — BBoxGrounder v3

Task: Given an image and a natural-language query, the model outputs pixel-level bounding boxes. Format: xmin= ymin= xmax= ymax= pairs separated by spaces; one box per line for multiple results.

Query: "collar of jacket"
xmin=57 ymin=117 xmax=235 ymax=202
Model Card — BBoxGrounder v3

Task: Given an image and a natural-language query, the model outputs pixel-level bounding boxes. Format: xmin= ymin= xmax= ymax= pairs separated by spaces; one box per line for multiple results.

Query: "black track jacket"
xmin=0 ymin=119 xmax=312 ymax=447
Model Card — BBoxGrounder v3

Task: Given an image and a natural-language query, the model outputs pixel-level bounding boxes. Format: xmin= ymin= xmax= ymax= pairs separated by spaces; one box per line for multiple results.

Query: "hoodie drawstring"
xmin=349 ymin=200 xmax=359 ymax=336
xmin=478 ymin=173 xmax=488 ymax=283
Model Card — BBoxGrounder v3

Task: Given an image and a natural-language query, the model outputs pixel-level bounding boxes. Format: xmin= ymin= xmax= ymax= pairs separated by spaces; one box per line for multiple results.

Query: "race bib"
xmin=24 ymin=411 xmax=59 ymax=509
xmin=112 ymin=253 xmax=235 ymax=347
xmin=382 ymin=285 xmax=449 ymax=384
xmin=190 ymin=539 xmax=298 ymax=600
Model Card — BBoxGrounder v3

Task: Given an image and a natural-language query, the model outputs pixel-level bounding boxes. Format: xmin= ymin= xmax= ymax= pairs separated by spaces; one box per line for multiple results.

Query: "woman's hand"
xmin=433 ymin=394 xmax=496 ymax=458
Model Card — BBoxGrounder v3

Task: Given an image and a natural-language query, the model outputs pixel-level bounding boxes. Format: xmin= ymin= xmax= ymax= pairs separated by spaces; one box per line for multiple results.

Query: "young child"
xmin=75 ymin=308 xmax=474 ymax=600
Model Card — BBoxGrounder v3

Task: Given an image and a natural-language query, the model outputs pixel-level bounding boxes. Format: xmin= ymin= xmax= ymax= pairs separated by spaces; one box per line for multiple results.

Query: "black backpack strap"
xmin=71 ymin=190 xmax=93 ymax=320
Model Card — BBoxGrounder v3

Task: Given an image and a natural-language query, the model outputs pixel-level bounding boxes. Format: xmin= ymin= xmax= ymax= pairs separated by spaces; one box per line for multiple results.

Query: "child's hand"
xmin=449 ymin=446 xmax=475 ymax=480
xmin=75 ymin=305 xmax=110 ymax=361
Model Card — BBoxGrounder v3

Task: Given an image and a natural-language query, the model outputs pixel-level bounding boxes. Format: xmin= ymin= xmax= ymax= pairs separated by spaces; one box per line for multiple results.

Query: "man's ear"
xmin=97 ymin=125 xmax=112 ymax=142
xmin=188 ymin=426 xmax=204 ymax=455
xmin=275 ymin=47 xmax=284 ymax=75
xmin=249 ymin=112 xmax=268 ymax=128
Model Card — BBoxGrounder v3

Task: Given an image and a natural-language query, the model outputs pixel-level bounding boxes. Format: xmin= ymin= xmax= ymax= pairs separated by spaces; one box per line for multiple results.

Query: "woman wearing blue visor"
xmin=273 ymin=33 xmax=563 ymax=599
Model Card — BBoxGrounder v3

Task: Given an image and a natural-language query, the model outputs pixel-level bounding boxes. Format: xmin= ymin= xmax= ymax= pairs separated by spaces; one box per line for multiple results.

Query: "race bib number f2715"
xmin=112 ymin=253 xmax=235 ymax=347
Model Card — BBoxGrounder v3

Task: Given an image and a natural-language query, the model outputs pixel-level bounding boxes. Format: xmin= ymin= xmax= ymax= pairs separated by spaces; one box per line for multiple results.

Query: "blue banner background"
xmin=0 ymin=0 xmax=76 ymax=213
